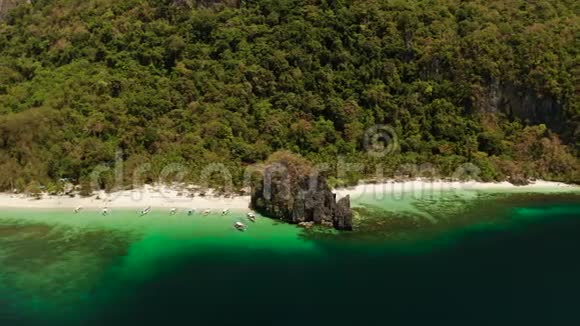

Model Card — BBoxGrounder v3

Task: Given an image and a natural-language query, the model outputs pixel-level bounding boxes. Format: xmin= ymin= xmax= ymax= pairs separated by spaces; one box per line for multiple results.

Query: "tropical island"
xmin=1 ymin=2 xmax=580 ymax=326
xmin=0 ymin=0 xmax=577 ymax=196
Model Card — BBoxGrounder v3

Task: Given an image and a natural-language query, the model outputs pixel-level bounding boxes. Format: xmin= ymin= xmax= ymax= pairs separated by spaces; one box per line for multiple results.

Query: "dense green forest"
xmin=0 ymin=0 xmax=578 ymax=193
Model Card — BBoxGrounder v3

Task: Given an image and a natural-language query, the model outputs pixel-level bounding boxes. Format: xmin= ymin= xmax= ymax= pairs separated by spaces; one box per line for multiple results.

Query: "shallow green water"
xmin=1 ymin=190 xmax=579 ymax=325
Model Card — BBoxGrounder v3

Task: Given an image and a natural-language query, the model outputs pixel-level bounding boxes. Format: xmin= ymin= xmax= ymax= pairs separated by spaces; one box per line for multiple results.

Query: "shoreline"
xmin=0 ymin=180 xmax=577 ymax=210
xmin=334 ymin=179 xmax=578 ymax=199
xmin=0 ymin=185 xmax=251 ymax=210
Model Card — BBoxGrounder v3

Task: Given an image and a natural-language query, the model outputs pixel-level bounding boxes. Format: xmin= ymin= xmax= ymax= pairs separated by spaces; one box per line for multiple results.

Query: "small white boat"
xmin=222 ymin=208 xmax=230 ymax=215
xmin=170 ymin=208 xmax=177 ymax=215
xmin=140 ymin=206 xmax=152 ymax=216
xmin=234 ymin=222 xmax=247 ymax=231
xmin=102 ymin=207 xmax=109 ymax=216
xmin=202 ymin=209 xmax=211 ymax=216
xmin=248 ymin=216 xmax=256 ymax=223
xmin=74 ymin=206 xmax=83 ymax=214
xmin=247 ymin=212 xmax=256 ymax=218
xmin=187 ymin=208 xmax=196 ymax=216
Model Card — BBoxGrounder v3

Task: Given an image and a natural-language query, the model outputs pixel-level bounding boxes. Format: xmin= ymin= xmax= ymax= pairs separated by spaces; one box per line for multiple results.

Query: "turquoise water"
xmin=0 ymin=190 xmax=579 ymax=325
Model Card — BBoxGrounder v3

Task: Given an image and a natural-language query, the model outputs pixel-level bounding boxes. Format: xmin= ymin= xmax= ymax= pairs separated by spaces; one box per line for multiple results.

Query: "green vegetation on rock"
xmin=0 ymin=0 xmax=578 ymax=191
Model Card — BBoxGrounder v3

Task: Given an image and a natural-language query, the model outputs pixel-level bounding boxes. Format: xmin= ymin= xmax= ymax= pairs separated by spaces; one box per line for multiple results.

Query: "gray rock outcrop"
xmin=250 ymin=163 xmax=353 ymax=231
xmin=476 ymin=80 xmax=568 ymax=133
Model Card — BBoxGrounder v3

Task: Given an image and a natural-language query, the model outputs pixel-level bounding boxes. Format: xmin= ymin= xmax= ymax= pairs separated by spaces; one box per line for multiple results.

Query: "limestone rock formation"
xmin=250 ymin=152 xmax=353 ymax=231
xmin=476 ymin=80 xmax=567 ymax=132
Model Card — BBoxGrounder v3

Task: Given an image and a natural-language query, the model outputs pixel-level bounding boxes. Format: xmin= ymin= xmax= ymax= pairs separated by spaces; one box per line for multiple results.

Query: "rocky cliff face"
xmin=0 ymin=0 xmax=30 ymax=19
xmin=250 ymin=164 xmax=353 ymax=231
xmin=476 ymin=80 xmax=568 ymax=132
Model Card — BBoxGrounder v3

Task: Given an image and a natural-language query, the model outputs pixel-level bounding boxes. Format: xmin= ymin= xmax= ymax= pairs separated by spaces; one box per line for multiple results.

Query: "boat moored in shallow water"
xmin=140 ymin=206 xmax=152 ymax=216
xmin=234 ymin=222 xmax=247 ymax=231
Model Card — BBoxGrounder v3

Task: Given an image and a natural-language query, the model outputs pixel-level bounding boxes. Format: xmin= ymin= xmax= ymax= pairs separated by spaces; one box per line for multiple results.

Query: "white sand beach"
xmin=335 ymin=179 xmax=578 ymax=200
xmin=0 ymin=184 xmax=251 ymax=210
xmin=0 ymin=180 xmax=576 ymax=210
